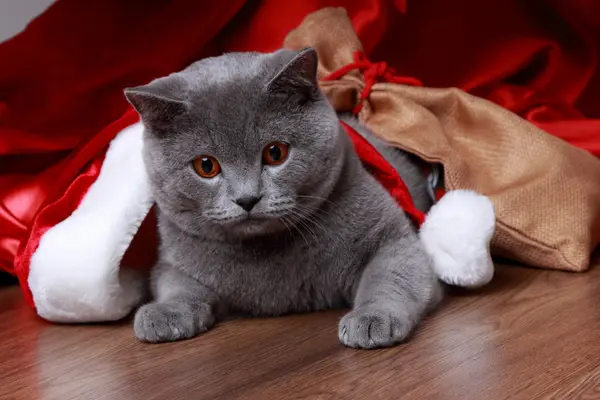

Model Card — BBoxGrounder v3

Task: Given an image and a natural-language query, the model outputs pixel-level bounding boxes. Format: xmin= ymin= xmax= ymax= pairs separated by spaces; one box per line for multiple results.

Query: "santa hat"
xmin=11 ymin=105 xmax=495 ymax=324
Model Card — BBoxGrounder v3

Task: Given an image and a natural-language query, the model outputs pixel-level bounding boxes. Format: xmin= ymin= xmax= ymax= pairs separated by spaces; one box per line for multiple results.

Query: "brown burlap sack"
xmin=284 ymin=7 xmax=600 ymax=272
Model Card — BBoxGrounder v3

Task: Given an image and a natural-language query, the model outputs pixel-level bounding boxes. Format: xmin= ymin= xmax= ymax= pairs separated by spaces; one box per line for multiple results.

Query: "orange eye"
xmin=193 ymin=155 xmax=221 ymax=178
xmin=262 ymin=142 xmax=289 ymax=165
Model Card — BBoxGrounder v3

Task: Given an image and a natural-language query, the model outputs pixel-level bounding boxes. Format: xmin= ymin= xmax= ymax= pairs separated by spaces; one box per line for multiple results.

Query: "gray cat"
xmin=125 ymin=48 xmax=441 ymax=349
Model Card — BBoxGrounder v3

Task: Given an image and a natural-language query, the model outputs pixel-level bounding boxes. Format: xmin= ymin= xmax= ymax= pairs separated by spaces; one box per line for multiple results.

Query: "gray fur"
xmin=125 ymin=48 xmax=441 ymax=349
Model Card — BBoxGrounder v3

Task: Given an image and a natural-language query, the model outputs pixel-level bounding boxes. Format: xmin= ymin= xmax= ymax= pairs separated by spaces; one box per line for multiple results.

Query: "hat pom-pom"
xmin=419 ymin=190 xmax=495 ymax=288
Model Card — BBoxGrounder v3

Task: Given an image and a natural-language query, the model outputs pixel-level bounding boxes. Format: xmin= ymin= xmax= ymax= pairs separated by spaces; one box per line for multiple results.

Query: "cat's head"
xmin=124 ymin=48 xmax=346 ymax=238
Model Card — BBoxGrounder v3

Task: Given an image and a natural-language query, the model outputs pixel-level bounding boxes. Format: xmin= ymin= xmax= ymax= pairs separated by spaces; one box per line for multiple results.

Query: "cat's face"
xmin=125 ymin=49 xmax=345 ymax=238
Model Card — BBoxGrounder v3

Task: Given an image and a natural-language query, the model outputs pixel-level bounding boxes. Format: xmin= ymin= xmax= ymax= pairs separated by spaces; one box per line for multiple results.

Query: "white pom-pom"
xmin=419 ymin=190 xmax=495 ymax=288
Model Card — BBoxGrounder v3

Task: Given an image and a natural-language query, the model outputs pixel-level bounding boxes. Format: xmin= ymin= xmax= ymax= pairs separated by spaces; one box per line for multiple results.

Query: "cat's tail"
xmin=419 ymin=190 xmax=496 ymax=289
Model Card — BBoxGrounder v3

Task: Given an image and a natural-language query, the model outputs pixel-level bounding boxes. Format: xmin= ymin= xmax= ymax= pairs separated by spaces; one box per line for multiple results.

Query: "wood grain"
xmin=1 ymin=260 xmax=599 ymax=400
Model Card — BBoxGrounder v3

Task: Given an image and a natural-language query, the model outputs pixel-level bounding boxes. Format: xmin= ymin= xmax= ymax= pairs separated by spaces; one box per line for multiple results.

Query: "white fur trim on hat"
xmin=28 ymin=122 xmax=151 ymax=322
xmin=420 ymin=190 xmax=496 ymax=288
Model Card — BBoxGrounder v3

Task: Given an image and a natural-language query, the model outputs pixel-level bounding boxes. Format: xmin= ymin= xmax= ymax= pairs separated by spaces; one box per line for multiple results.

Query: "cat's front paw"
xmin=134 ymin=302 xmax=214 ymax=343
xmin=338 ymin=307 xmax=413 ymax=349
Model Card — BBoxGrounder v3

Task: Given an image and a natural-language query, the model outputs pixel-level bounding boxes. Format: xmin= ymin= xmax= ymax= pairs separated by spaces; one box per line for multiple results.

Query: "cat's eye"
xmin=193 ymin=155 xmax=221 ymax=178
xmin=262 ymin=142 xmax=289 ymax=166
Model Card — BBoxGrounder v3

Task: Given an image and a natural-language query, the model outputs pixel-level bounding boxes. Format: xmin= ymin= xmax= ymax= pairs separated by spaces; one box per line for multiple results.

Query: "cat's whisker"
xmin=293 ymin=201 xmax=336 ymax=218
xmin=288 ymin=208 xmax=320 ymax=243
xmin=285 ymin=211 xmax=316 ymax=243
xmin=293 ymin=203 xmax=335 ymax=224
xmin=293 ymin=202 xmax=340 ymax=233
xmin=284 ymin=214 xmax=310 ymax=246
xmin=292 ymin=205 xmax=329 ymax=234
xmin=291 ymin=207 xmax=343 ymax=247
xmin=278 ymin=216 xmax=293 ymax=236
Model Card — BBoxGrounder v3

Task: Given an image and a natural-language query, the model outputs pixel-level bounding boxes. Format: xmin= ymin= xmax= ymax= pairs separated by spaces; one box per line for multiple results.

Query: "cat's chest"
xmin=188 ymin=232 xmax=365 ymax=314
xmin=200 ymin=234 xmax=358 ymax=283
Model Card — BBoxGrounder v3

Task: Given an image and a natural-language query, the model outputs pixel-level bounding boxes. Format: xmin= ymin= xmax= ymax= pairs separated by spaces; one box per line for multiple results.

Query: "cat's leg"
xmin=339 ymin=233 xmax=441 ymax=349
xmin=134 ymin=261 xmax=219 ymax=343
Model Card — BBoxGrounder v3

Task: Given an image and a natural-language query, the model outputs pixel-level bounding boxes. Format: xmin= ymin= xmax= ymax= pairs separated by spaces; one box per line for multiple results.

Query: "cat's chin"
xmin=223 ymin=215 xmax=288 ymax=238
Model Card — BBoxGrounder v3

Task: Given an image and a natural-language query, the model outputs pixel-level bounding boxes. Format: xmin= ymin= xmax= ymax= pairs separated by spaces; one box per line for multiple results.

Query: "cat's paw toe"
xmin=338 ymin=308 xmax=413 ymax=349
xmin=134 ymin=302 xmax=213 ymax=343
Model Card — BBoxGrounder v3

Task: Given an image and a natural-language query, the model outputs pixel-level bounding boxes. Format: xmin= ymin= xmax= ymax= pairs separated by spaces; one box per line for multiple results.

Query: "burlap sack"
xmin=285 ymin=7 xmax=600 ymax=271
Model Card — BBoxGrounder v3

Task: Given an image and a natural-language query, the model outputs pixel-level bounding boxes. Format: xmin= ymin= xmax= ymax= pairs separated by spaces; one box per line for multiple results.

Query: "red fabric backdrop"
xmin=1 ymin=0 xmax=599 ymax=278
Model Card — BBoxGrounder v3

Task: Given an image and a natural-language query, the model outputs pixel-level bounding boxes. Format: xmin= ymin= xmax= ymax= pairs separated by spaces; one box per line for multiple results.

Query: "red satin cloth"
xmin=1 ymin=0 xmax=599 ymax=295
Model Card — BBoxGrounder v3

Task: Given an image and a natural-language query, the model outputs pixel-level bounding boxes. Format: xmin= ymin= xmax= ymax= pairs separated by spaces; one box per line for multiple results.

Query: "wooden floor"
xmin=1 ymin=259 xmax=600 ymax=400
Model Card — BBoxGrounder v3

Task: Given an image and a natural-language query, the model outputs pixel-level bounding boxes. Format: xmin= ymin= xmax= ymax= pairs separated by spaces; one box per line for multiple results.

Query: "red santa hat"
xmin=11 ymin=105 xmax=494 ymax=323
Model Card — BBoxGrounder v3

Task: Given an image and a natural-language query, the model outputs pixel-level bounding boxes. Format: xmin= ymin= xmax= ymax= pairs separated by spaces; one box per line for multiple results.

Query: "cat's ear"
xmin=266 ymin=47 xmax=319 ymax=101
xmin=124 ymin=76 xmax=189 ymax=128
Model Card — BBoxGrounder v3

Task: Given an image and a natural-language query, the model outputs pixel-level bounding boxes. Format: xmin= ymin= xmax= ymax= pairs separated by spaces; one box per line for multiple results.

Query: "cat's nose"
xmin=234 ymin=196 xmax=262 ymax=212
